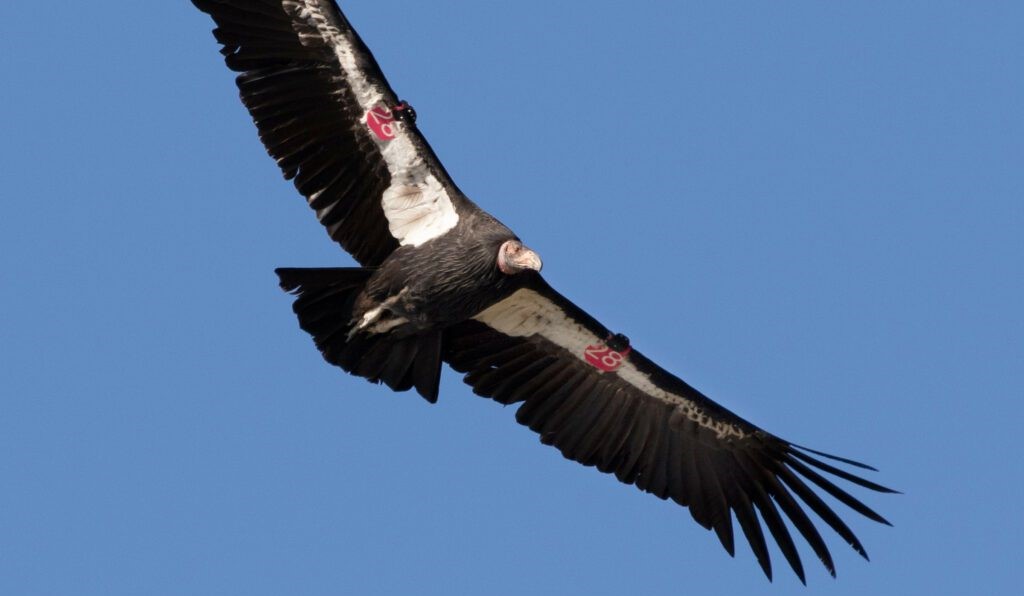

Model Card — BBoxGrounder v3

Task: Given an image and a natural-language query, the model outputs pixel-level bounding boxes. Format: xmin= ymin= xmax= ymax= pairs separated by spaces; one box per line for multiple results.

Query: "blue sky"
xmin=2 ymin=1 xmax=1021 ymax=594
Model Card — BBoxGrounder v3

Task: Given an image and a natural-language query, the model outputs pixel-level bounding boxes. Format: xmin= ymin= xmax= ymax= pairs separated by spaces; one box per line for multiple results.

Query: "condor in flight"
xmin=192 ymin=0 xmax=894 ymax=582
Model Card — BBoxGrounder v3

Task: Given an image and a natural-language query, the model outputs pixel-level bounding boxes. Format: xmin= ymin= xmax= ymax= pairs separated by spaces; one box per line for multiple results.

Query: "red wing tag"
xmin=366 ymin=106 xmax=397 ymax=141
xmin=583 ymin=343 xmax=631 ymax=372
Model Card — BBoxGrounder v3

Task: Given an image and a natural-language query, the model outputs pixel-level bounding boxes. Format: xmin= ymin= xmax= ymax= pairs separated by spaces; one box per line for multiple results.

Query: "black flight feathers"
xmin=193 ymin=0 xmax=401 ymax=266
xmin=443 ymin=281 xmax=897 ymax=584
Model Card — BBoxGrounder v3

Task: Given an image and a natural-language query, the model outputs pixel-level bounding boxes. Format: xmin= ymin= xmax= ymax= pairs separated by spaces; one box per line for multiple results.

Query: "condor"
xmin=192 ymin=0 xmax=894 ymax=582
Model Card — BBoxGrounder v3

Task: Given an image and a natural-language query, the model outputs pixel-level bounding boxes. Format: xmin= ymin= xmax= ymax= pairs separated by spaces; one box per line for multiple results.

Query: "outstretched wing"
xmin=444 ymin=275 xmax=895 ymax=583
xmin=193 ymin=0 xmax=465 ymax=265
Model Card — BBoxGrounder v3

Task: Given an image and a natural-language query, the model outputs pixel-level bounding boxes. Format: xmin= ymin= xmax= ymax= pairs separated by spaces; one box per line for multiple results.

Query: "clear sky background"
xmin=2 ymin=1 xmax=1021 ymax=595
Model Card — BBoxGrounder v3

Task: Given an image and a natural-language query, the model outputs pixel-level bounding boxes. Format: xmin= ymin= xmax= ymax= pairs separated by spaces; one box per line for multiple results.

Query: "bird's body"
xmin=358 ymin=212 xmax=524 ymax=332
xmin=192 ymin=0 xmax=895 ymax=582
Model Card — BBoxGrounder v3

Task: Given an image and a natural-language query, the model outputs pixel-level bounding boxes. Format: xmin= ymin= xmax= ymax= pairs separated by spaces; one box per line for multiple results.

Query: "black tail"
xmin=275 ymin=267 xmax=443 ymax=403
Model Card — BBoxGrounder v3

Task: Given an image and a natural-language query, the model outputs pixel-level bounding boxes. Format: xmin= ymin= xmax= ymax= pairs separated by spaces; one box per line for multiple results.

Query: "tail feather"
xmin=356 ymin=339 xmax=396 ymax=380
xmin=380 ymin=339 xmax=419 ymax=392
xmin=275 ymin=267 xmax=443 ymax=402
xmin=413 ymin=331 xmax=443 ymax=403
xmin=277 ymin=267 xmax=374 ymax=293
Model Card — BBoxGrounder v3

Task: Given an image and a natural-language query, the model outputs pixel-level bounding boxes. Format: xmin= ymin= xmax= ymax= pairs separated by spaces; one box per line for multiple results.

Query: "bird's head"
xmin=497 ymin=239 xmax=542 ymax=275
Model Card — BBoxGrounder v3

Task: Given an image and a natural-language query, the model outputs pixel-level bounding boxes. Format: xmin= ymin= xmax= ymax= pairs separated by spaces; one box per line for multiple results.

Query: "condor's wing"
xmin=444 ymin=275 xmax=895 ymax=583
xmin=193 ymin=0 xmax=467 ymax=265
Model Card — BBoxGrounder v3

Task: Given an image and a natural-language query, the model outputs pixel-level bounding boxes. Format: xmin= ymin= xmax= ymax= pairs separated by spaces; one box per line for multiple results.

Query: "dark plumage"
xmin=192 ymin=0 xmax=895 ymax=583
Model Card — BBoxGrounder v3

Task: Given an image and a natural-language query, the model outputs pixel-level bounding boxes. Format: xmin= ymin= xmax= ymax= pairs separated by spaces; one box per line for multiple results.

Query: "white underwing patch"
xmin=287 ymin=0 xmax=459 ymax=246
xmin=474 ymin=289 xmax=747 ymax=440
xmin=381 ymin=178 xmax=459 ymax=246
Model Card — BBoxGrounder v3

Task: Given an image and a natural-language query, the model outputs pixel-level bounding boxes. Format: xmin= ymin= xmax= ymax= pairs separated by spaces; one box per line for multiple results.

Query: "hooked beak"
xmin=498 ymin=240 xmax=543 ymax=274
xmin=510 ymin=246 xmax=543 ymax=273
